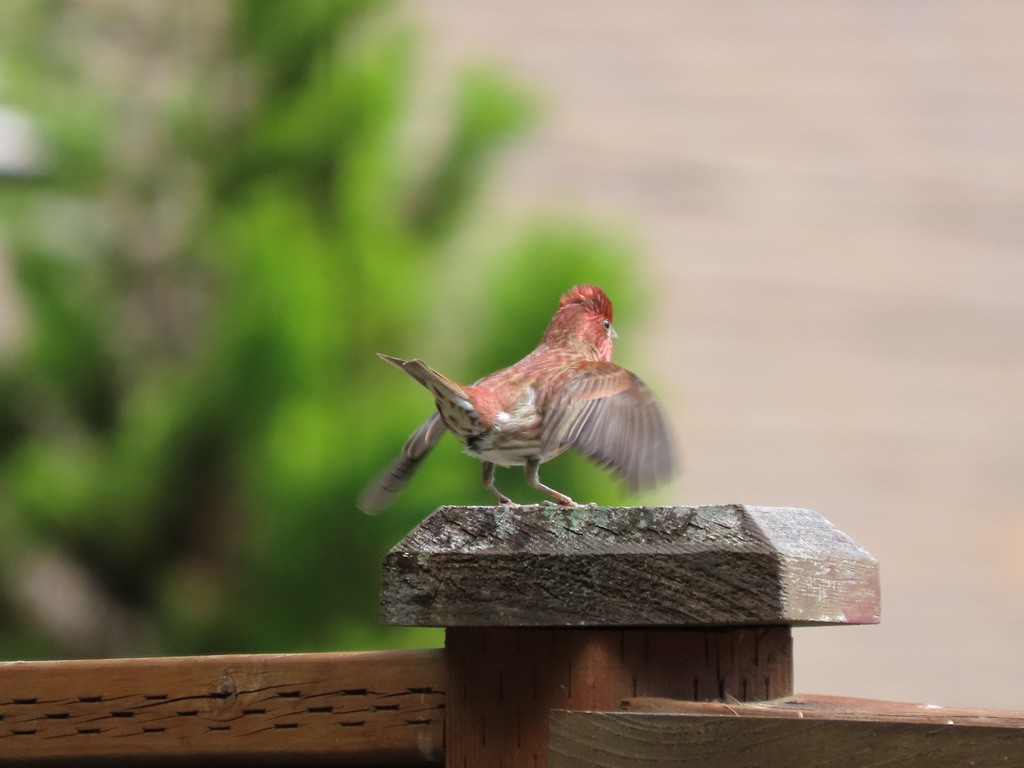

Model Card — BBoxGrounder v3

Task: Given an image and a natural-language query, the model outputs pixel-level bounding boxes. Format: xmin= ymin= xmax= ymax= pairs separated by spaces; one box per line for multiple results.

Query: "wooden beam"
xmin=0 ymin=649 xmax=445 ymax=765
xmin=549 ymin=702 xmax=1024 ymax=768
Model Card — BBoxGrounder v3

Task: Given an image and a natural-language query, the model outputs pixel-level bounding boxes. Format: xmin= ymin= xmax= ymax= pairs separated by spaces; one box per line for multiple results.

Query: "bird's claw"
xmin=501 ymin=496 xmax=596 ymax=509
xmin=539 ymin=497 xmax=598 ymax=508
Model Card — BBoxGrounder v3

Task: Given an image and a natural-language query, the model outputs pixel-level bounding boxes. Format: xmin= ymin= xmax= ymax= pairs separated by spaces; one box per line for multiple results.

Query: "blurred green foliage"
xmin=0 ymin=0 xmax=641 ymax=659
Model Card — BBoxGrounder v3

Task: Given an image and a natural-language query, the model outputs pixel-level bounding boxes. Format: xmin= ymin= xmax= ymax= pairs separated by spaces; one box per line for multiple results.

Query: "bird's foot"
xmin=495 ymin=496 xmax=520 ymax=507
xmin=538 ymin=498 xmax=596 ymax=509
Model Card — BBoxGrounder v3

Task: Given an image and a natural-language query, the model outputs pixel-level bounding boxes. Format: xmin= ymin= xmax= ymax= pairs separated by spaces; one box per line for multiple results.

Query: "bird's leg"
xmin=524 ymin=458 xmax=578 ymax=507
xmin=482 ymin=461 xmax=517 ymax=506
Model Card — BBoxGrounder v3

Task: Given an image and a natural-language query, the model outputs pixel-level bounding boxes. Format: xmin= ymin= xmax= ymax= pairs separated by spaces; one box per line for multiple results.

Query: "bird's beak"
xmin=608 ymin=324 xmax=618 ymax=341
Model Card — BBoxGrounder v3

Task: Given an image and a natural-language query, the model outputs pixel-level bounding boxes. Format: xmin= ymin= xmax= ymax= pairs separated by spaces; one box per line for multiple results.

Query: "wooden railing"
xmin=0 ymin=650 xmax=444 ymax=764
xmin=2 ymin=504 xmax=1021 ymax=766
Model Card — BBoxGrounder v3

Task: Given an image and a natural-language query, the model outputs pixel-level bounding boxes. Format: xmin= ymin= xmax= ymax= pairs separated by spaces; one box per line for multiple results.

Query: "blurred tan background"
xmin=411 ymin=1 xmax=1024 ymax=709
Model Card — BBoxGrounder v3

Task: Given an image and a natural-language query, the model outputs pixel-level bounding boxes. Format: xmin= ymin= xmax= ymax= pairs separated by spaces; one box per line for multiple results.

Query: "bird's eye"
xmin=603 ymin=319 xmax=611 ymax=329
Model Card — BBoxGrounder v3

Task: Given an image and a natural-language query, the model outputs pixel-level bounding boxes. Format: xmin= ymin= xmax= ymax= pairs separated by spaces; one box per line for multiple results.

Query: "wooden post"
xmin=380 ymin=504 xmax=880 ymax=768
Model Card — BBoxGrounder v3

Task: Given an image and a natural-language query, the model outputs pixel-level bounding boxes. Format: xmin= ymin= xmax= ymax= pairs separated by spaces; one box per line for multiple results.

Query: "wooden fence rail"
xmin=0 ymin=650 xmax=445 ymax=765
xmin=551 ymin=701 xmax=1024 ymax=768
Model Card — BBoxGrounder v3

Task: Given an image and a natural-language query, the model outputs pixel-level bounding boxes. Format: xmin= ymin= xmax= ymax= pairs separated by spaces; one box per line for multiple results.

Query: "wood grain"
xmin=380 ymin=505 xmax=880 ymax=627
xmin=0 ymin=650 xmax=445 ymax=764
xmin=445 ymin=626 xmax=792 ymax=768
xmin=549 ymin=710 xmax=1024 ymax=768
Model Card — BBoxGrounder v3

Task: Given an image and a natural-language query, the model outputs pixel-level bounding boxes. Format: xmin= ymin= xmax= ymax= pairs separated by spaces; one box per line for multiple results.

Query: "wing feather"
xmin=540 ymin=362 xmax=676 ymax=492
xmin=358 ymin=412 xmax=447 ymax=514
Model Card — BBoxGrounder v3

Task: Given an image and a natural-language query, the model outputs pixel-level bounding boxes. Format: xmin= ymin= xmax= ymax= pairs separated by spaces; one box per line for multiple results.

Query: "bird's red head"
xmin=543 ymin=284 xmax=617 ymax=360
xmin=559 ymin=284 xmax=614 ymax=322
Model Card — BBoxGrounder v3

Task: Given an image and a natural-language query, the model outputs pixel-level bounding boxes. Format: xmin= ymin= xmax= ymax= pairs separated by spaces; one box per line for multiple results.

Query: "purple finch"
xmin=358 ymin=284 xmax=675 ymax=512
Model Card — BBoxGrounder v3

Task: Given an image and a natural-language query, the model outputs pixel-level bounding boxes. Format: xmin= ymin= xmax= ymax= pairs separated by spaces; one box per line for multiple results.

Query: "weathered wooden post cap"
xmin=380 ymin=504 xmax=880 ymax=627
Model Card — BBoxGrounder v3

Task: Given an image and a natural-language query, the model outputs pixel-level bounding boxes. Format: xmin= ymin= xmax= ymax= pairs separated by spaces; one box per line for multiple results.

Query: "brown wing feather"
xmin=539 ymin=362 xmax=676 ymax=492
xmin=358 ymin=412 xmax=447 ymax=514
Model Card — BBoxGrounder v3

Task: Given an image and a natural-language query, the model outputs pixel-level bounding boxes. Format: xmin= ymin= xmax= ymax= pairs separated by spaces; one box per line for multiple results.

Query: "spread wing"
xmin=540 ymin=361 xmax=676 ymax=492
xmin=358 ymin=412 xmax=447 ymax=514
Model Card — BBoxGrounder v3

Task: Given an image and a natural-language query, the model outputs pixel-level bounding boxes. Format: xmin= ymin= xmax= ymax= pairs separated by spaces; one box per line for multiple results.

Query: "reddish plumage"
xmin=358 ymin=284 xmax=676 ymax=512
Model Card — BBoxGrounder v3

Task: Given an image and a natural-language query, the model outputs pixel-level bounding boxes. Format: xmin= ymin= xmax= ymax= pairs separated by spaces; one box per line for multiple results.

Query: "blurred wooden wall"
xmin=413 ymin=0 xmax=1024 ymax=709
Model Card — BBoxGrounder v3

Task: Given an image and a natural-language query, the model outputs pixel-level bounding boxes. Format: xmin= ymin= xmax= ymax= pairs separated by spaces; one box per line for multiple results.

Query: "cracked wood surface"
xmin=0 ymin=650 xmax=445 ymax=764
xmin=380 ymin=504 xmax=879 ymax=627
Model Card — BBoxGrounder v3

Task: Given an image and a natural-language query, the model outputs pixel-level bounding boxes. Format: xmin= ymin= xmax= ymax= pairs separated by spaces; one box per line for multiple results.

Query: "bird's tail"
xmin=359 ymin=354 xmax=468 ymax=514
xmin=377 ymin=354 xmax=470 ymax=404
xmin=358 ymin=412 xmax=446 ymax=514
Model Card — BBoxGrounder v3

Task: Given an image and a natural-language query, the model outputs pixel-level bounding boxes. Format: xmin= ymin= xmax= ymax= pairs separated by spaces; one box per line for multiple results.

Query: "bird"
xmin=358 ymin=284 xmax=675 ymax=513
